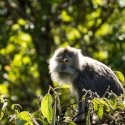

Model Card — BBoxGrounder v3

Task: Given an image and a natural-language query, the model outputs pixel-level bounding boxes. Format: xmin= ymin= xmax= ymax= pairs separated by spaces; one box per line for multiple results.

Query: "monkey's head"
xmin=49 ymin=46 xmax=83 ymax=84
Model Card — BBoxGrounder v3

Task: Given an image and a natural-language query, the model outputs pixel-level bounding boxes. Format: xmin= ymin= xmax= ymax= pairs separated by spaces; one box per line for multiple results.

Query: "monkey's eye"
xmin=56 ymin=58 xmax=69 ymax=63
xmin=58 ymin=59 xmax=64 ymax=63
xmin=56 ymin=57 xmax=63 ymax=63
xmin=68 ymin=52 xmax=74 ymax=57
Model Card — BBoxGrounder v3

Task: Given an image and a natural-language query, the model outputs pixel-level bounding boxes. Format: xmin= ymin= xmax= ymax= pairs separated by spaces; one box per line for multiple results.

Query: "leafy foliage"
xmin=0 ymin=0 xmax=125 ymax=124
xmin=41 ymin=93 xmax=53 ymax=123
xmin=114 ymin=71 xmax=125 ymax=85
xmin=1 ymin=86 xmax=125 ymax=125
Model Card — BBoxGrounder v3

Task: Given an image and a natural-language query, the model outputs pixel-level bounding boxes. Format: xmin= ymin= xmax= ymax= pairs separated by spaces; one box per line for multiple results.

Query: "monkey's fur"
xmin=49 ymin=46 xmax=124 ymax=123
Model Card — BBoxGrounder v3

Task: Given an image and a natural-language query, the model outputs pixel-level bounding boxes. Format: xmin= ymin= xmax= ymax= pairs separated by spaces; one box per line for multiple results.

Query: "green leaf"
xmin=114 ymin=71 xmax=125 ymax=84
xmin=0 ymin=84 xmax=8 ymax=95
xmin=41 ymin=93 xmax=53 ymax=123
xmin=61 ymin=10 xmax=72 ymax=22
xmin=16 ymin=111 xmax=33 ymax=125
xmin=60 ymin=84 xmax=70 ymax=89
xmin=103 ymin=98 xmax=111 ymax=112
xmin=82 ymin=95 xmax=86 ymax=102
xmin=0 ymin=111 xmax=4 ymax=121
xmin=68 ymin=121 xmax=76 ymax=125
xmin=97 ymin=105 xmax=104 ymax=119
xmin=86 ymin=110 xmax=91 ymax=125
xmin=16 ymin=119 xmax=27 ymax=125
xmin=92 ymin=98 xmax=99 ymax=111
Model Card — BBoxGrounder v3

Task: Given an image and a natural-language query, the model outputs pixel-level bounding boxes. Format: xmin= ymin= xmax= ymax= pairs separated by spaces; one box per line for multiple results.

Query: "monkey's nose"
xmin=64 ymin=58 xmax=69 ymax=63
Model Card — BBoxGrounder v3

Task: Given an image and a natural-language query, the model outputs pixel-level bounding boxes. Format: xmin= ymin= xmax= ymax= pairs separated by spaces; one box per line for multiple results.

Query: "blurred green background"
xmin=0 ymin=0 xmax=125 ymax=120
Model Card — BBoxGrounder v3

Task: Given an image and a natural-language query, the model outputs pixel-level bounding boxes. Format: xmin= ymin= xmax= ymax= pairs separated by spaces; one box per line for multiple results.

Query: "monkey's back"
xmin=73 ymin=57 xmax=124 ymax=97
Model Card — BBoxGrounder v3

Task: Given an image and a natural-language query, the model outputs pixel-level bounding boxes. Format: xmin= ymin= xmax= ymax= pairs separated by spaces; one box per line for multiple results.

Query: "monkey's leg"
xmin=73 ymin=94 xmax=88 ymax=123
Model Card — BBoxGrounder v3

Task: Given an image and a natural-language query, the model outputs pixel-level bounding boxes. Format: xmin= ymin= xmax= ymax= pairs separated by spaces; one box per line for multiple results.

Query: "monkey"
xmin=48 ymin=46 xmax=124 ymax=123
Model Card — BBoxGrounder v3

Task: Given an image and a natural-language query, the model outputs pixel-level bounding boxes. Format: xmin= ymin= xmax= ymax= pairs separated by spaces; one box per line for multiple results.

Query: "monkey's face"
xmin=49 ymin=47 xmax=79 ymax=84
xmin=55 ymin=51 xmax=75 ymax=74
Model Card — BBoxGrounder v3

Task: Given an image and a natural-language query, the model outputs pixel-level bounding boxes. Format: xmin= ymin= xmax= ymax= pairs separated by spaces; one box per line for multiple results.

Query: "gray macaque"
xmin=49 ymin=46 xmax=124 ymax=123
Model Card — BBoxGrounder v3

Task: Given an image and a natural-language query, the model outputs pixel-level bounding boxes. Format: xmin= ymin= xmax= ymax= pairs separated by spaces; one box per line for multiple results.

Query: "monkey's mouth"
xmin=57 ymin=67 xmax=74 ymax=75
xmin=58 ymin=72 xmax=73 ymax=80
xmin=58 ymin=70 xmax=73 ymax=76
xmin=58 ymin=66 xmax=67 ymax=73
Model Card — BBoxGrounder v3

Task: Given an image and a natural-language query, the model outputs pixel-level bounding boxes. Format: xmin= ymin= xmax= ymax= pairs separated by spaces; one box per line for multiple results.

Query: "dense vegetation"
xmin=0 ymin=0 xmax=125 ymax=124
